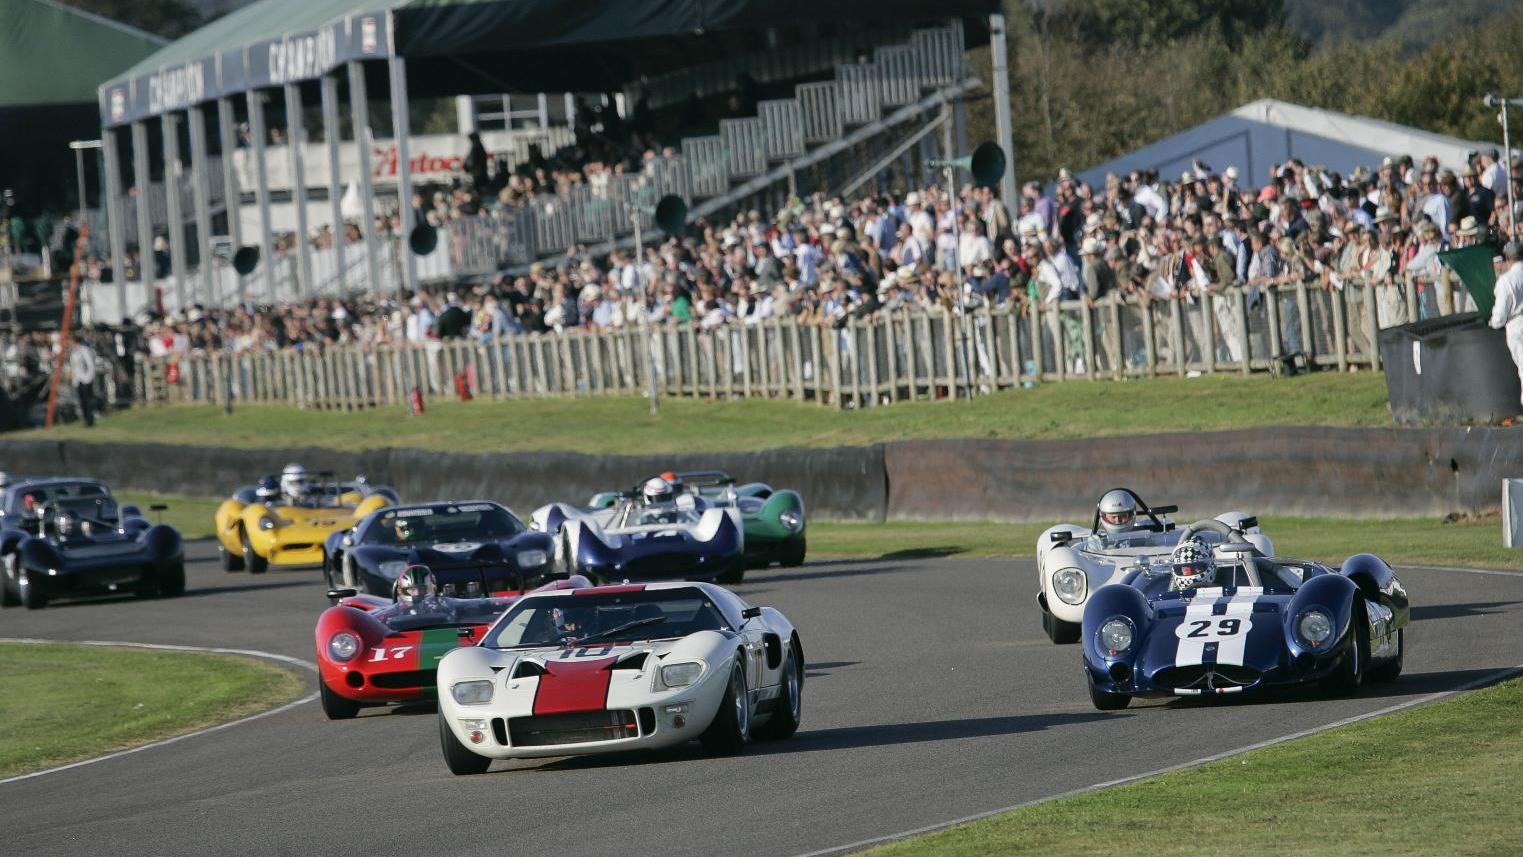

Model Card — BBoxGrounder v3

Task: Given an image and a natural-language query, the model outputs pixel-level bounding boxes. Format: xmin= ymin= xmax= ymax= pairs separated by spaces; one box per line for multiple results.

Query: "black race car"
xmin=0 ymin=476 xmax=184 ymax=609
xmin=322 ymin=501 xmax=556 ymax=599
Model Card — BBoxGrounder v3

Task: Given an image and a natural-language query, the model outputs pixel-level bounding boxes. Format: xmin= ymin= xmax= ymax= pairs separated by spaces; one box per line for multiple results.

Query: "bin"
xmin=1376 ymin=312 xmax=1521 ymax=425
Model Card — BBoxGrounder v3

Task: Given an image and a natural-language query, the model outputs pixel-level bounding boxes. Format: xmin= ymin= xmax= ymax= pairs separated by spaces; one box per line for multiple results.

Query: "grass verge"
xmin=17 ymin=373 xmax=1392 ymax=455
xmin=864 ymin=675 xmax=1523 ymax=857
xmin=0 ymin=642 xmax=306 ymax=778
xmin=121 ymin=488 xmax=1516 ymax=571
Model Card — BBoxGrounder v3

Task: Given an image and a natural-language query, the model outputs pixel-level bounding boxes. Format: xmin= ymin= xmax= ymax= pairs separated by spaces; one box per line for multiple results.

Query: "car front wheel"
xmin=438 ymin=711 xmax=491 ymax=775
xmin=19 ymin=571 xmax=46 ymax=610
xmin=700 ymin=664 xmax=751 ymax=754
xmin=319 ymin=681 xmax=360 ymax=720
xmin=242 ymin=528 xmax=268 ymax=574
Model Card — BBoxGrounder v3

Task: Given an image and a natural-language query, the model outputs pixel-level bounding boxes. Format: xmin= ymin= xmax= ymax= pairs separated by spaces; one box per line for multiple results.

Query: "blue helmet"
xmin=255 ymin=477 xmax=280 ymax=502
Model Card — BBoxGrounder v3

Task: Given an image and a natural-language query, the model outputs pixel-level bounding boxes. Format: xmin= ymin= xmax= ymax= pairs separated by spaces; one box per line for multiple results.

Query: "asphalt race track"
xmin=4 ymin=541 xmax=1522 ymax=857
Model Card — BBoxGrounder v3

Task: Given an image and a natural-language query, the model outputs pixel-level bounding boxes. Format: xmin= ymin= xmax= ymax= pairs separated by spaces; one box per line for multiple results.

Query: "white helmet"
xmin=642 ymin=476 xmax=674 ymax=505
xmin=280 ymin=463 xmax=308 ymax=498
xmin=54 ymin=511 xmax=77 ymax=538
xmin=1169 ymin=537 xmax=1217 ymax=591
xmin=1097 ymin=489 xmax=1139 ymax=534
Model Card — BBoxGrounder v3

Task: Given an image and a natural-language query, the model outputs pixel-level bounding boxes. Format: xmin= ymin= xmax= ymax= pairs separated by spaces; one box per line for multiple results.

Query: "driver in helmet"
xmin=255 ymin=477 xmax=281 ymax=505
xmin=394 ymin=564 xmax=442 ymax=613
xmin=1169 ymin=537 xmax=1218 ymax=591
xmin=280 ymin=463 xmax=311 ymax=506
xmin=659 ymin=471 xmax=685 ymax=496
xmin=549 ymin=604 xmax=594 ymax=643
xmin=1097 ymin=489 xmax=1143 ymax=537
xmin=53 ymin=511 xmax=80 ymax=541
xmin=392 ymin=515 xmax=424 ymax=543
xmin=641 ymin=476 xmax=675 ymax=506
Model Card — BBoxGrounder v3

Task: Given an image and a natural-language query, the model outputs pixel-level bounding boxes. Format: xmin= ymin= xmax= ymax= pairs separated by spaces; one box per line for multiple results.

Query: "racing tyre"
xmin=18 ymin=571 xmax=46 ymax=610
xmin=241 ymin=528 xmax=268 ymax=575
xmin=219 ymin=541 xmax=245 ymax=572
xmin=780 ymin=536 xmax=806 ymax=568
xmin=438 ymin=711 xmax=491 ymax=775
xmin=0 ymin=580 xmax=17 ymax=607
xmin=714 ymin=564 xmax=746 ymax=585
xmin=753 ymin=641 xmax=802 ymax=740
xmin=158 ymin=562 xmax=187 ymax=598
xmin=1321 ymin=600 xmax=1368 ymax=696
xmin=320 ymin=681 xmax=361 ymax=720
xmin=1366 ymin=628 xmax=1404 ymax=684
xmin=1088 ymin=681 xmax=1131 ymax=711
xmin=700 ymin=664 xmax=751 ymax=755
xmin=1042 ymin=609 xmax=1081 ymax=644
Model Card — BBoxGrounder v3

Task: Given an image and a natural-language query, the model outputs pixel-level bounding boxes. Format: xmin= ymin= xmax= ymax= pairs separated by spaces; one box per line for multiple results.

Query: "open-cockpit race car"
xmin=589 ymin=471 xmax=806 ymax=569
xmin=0 ymin=476 xmax=184 ymax=609
xmin=1036 ymin=488 xmax=1273 ymax=644
xmin=434 ymin=580 xmax=803 ymax=774
xmin=1080 ymin=518 xmax=1408 ymax=710
xmin=314 ymin=571 xmax=588 ymax=720
xmin=531 ymin=475 xmax=744 ymax=584
xmin=214 ymin=464 xmax=397 ymax=573
xmin=322 ymin=501 xmax=556 ymax=597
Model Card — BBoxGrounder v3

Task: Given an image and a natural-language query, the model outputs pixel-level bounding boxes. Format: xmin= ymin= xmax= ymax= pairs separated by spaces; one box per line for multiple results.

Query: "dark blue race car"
xmin=0 ymin=476 xmax=184 ymax=609
xmin=322 ymin=501 xmax=556 ymax=599
xmin=1081 ymin=519 xmax=1409 ymax=710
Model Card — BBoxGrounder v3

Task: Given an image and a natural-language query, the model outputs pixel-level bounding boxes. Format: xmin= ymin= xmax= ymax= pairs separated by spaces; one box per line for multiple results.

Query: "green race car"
xmin=587 ymin=470 xmax=806 ymax=570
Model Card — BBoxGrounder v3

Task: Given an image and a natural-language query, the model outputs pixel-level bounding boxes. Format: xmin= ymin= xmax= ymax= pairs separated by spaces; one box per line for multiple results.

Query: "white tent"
xmin=1077 ymin=98 xmax=1502 ymax=188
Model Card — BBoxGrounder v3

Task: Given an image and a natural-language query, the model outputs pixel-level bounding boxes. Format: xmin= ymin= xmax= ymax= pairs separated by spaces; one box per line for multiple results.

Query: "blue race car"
xmin=1081 ymin=518 xmax=1408 ymax=710
xmin=0 ymin=476 xmax=184 ymax=609
xmin=322 ymin=501 xmax=555 ymax=599
xmin=531 ymin=489 xmax=745 ymax=584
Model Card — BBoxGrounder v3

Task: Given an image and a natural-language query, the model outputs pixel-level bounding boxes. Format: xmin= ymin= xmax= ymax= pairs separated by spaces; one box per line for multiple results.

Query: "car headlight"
xmin=451 ymin=680 xmax=495 ymax=705
xmin=1097 ymin=617 xmax=1135 ymax=656
xmin=258 ymin=517 xmax=277 ymax=530
xmin=1295 ymin=609 xmax=1334 ymax=648
xmin=661 ymin=662 xmax=704 ymax=688
xmin=327 ymin=631 xmax=361 ymax=662
xmin=1052 ymin=567 xmax=1087 ymax=605
xmin=516 ymin=549 xmax=548 ymax=567
xmin=377 ymin=560 xmax=408 ymax=579
xmin=778 ymin=510 xmax=802 ymax=532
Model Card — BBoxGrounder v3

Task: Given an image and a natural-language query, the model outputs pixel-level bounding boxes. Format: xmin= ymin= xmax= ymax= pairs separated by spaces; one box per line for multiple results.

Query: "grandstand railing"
xmin=133 ymin=277 xmax=1446 ymax=409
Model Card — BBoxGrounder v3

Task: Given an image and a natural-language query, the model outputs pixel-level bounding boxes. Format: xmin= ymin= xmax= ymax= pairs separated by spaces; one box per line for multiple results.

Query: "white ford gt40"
xmin=436 ymin=580 xmax=803 ymax=774
xmin=1036 ymin=491 xmax=1273 ymax=644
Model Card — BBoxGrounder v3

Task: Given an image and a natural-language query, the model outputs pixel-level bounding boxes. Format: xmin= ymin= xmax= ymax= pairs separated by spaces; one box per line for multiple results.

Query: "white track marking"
xmin=790 ymin=662 xmax=1523 ymax=857
xmin=1398 ymin=564 xmax=1523 ymax=578
xmin=0 ymin=638 xmax=316 ymax=786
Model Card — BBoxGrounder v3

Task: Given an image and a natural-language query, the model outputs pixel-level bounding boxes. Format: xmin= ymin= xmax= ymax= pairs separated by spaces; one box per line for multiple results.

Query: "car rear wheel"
xmin=1366 ymin=628 xmax=1404 ymax=684
xmin=700 ymin=664 xmax=751 ymax=755
xmin=714 ymin=564 xmax=746 ymax=585
xmin=158 ymin=562 xmax=186 ymax=598
xmin=1043 ymin=608 xmax=1081 ymax=644
xmin=18 ymin=571 xmax=46 ymax=610
xmin=780 ymin=536 xmax=806 ymax=568
xmin=319 ymin=680 xmax=361 ymax=720
xmin=753 ymin=642 xmax=802 ymax=740
xmin=219 ymin=540 xmax=245 ymax=572
xmin=241 ymin=528 xmax=268 ymax=575
xmin=1088 ymin=680 xmax=1131 ymax=711
xmin=438 ymin=711 xmax=491 ymax=775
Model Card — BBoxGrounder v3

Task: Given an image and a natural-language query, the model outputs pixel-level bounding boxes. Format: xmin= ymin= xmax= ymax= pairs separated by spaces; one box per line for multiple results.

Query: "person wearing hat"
xmin=1490 ymin=241 xmax=1523 ymax=407
xmin=1461 ymin=164 xmax=1496 ymax=225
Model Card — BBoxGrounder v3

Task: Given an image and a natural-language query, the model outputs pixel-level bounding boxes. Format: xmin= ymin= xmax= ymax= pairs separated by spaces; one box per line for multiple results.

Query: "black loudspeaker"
xmin=232 ymin=245 xmax=260 ymax=275
xmin=969 ymin=141 xmax=1006 ymax=188
xmin=409 ymin=222 xmax=438 ymax=256
xmin=654 ymin=195 xmax=687 ymax=235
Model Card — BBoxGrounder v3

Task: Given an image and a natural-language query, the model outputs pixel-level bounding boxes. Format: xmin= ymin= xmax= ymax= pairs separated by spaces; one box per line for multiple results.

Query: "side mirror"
xmin=149 ymin=504 xmax=169 ymax=512
xmin=457 ymin=627 xmax=475 ymax=638
xmin=1050 ymin=531 xmax=1073 ymax=545
xmin=327 ymin=588 xmax=358 ymax=600
xmin=1239 ymin=516 xmax=1259 ymax=531
xmin=740 ymin=606 xmax=762 ymax=619
xmin=1151 ymin=504 xmax=1179 ymax=515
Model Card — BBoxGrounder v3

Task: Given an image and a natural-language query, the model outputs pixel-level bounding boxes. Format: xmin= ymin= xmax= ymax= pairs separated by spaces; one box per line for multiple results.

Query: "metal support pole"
xmin=321 ymin=73 xmax=347 ymax=295
xmin=131 ymin=121 xmax=153 ymax=288
xmin=247 ymin=89 xmax=276 ymax=301
xmin=988 ymin=12 xmax=1017 ymax=202
xmin=388 ymin=55 xmax=418 ymax=295
xmin=941 ymin=106 xmax=960 ymax=276
xmin=537 ymin=93 xmax=550 ymax=129
xmin=188 ymin=106 xmax=215 ymax=305
xmin=162 ymin=112 xmax=188 ymax=309
xmin=1504 ymin=101 xmax=1516 ymax=238
xmin=216 ymin=97 xmax=245 ymax=305
xmin=632 ymin=212 xmax=659 ymax=415
xmin=284 ymin=82 xmax=312 ymax=298
xmin=101 ymin=129 xmax=128 ymax=314
xmin=348 ymin=61 xmax=382 ymax=294
xmin=73 ymin=146 xmax=87 ymax=224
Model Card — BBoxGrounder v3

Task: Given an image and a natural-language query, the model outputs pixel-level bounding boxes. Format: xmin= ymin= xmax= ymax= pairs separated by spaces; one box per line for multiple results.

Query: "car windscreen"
xmin=17 ymin=484 xmax=111 ymax=516
xmin=483 ymin=591 xmax=731 ymax=649
xmin=369 ymin=505 xmax=524 ymax=545
xmin=628 ymin=505 xmax=700 ymax=527
xmin=376 ymin=596 xmax=511 ymax=632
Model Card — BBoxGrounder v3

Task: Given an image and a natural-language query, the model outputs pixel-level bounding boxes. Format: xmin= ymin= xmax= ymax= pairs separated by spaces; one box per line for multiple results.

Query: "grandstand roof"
xmin=1 ymin=0 xmax=165 ymax=109
xmin=98 ymin=0 xmax=995 ymax=128
xmin=1077 ymin=98 xmax=1499 ymax=188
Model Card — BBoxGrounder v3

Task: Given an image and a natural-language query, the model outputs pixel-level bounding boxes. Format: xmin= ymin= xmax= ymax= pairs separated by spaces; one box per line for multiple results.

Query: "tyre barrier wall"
xmin=2 ymin=428 xmax=1518 ymax=523
xmin=0 ymin=441 xmax=889 ymax=523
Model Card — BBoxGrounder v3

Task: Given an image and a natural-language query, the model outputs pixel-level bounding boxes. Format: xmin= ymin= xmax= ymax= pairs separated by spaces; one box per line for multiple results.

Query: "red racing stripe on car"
xmin=532 ymin=657 xmax=618 ymax=714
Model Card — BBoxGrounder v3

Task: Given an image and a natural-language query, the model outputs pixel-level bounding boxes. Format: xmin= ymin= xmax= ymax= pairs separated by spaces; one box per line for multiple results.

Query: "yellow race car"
xmin=214 ymin=466 xmax=398 ymax=573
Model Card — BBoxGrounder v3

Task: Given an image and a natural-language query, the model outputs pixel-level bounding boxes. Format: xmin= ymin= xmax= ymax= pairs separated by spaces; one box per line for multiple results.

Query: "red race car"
xmin=315 ymin=567 xmax=589 ymax=719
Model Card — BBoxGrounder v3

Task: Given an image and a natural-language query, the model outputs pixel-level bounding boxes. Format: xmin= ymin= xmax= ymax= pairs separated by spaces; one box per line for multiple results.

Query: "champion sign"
xmin=148 ymin=64 xmax=207 ymax=113
xmin=268 ymin=26 xmax=339 ymax=85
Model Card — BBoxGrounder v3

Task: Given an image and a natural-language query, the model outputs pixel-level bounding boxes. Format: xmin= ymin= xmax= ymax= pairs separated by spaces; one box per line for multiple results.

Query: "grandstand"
xmin=87 ymin=1 xmax=1012 ymax=320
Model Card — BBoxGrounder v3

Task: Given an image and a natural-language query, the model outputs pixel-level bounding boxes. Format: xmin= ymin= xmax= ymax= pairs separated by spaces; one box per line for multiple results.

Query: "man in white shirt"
xmin=69 ymin=340 xmax=99 ymax=427
xmin=1490 ymin=241 xmax=1523 ymax=407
